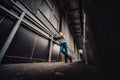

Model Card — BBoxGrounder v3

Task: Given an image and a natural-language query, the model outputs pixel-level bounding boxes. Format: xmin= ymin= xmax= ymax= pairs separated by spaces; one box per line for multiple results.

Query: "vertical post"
xmin=83 ymin=12 xmax=88 ymax=65
xmin=0 ymin=12 xmax=25 ymax=62
xmin=48 ymin=35 xmax=53 ymax=62
xmin=30 ymin=35 xmax=38 ymax=61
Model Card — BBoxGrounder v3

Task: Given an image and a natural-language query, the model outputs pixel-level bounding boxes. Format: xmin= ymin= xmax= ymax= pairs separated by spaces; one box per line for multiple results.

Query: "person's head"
xmin=59 ymin=32 xmax=63 ymax=36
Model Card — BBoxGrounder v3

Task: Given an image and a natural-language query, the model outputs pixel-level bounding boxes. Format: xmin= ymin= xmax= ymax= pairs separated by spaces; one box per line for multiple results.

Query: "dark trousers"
xmin=60 ymin=42 xmax=72 ymax=63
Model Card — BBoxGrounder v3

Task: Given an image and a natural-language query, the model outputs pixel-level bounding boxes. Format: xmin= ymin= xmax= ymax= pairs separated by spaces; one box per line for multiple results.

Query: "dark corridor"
xmin=0 ymin=0 xmax=120 ymax=80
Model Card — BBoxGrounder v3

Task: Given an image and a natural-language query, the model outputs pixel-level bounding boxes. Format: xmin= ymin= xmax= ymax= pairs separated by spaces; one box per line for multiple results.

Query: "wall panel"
xmin=22 ymin=0 xmax=42 ymax=14
xmin=51 ymin=43 xmax=60 ymax=61
xmin=33 ymin=35 xmax=50 ymax=60
xmin=0 ymin=14 xmax=16 ymax=50
xmin=6 ymin=25 xmax=36 ymax=57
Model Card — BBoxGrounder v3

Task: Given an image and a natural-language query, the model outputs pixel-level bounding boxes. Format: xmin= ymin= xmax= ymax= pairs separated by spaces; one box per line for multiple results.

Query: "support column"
xmin=83 ymin=13 xmax=88 ymax=65
xmin=30 ymin=35 xmax=38 ymax=62
xmin=48 ymin=35 xmax=53 ymax=62
xmin=0 ymin=12 xmax=25 ymax=62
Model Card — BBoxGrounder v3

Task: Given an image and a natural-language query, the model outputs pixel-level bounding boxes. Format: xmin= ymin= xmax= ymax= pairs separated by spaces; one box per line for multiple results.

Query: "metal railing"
xmin=0 ymin=0 xmax=75 ymax=62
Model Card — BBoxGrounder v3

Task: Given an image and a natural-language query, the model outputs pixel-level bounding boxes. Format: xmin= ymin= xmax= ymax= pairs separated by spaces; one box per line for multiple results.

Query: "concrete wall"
xmin=82 ymin=0 xmax=120 ymax=79
xmin=0 ymin=0 xmax=77 ymax=63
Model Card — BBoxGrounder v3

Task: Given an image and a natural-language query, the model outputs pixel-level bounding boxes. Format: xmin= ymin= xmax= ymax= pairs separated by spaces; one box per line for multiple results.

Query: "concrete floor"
xmin=0 ymin=61 xmax=98 ymax=80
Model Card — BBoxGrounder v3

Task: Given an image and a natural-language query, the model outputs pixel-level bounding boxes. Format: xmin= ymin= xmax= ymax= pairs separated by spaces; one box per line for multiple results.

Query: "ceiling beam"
xmin=66 ymin=8 xmax=79 ymax=14
xmin=71 ymin=23 xmax=80 ymax=25
xmin=69 ymin=17 xmax=80 ymax=20
xmin=72 ymin=26 xmax=80 ymax=28
xmin=73 ymin=30 xmax=81 ymax=32
xmin=61 ymin=0 xmax=70 ymax=5
xmin=66 ymin=8 xmax=79 ymax=13
xmin=75 ymin=34 xmax=81 ymax=36
xmin=73 ymin=29 xmax=81 ymax=31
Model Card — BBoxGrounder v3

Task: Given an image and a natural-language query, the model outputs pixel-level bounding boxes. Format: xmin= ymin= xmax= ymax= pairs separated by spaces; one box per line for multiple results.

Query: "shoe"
xmin=65 ymin=58 xmax=68 ymax=63
xmin=69 ymin=56 xmax=72 ymax=63
xmin=70 ymin=58 xmax=72 ymax=63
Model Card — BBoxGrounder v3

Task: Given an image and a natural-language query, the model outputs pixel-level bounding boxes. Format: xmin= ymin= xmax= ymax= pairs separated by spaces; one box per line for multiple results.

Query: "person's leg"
xmin=69 ymin=55 xmax=72 ymax=63
xmin=64 ymin=42 xmax=72 ymax=63
xmin=64 ymin=54 xmax=68 ymax=63
xmin=64 ymin=52 xmax=72 ymax=63
xmin=61 ymin=50 xmax=68 ymax=63
xmin=64 ymin=42 xmax=68 ymax=55
xmin=60 ymin=43 xmax=67 ymax=63
xmin=60 ymin=43 xmax=63 ymax=53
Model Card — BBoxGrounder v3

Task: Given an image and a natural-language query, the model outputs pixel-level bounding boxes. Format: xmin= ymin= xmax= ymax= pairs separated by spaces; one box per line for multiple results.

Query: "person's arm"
xmin=53 ymin=35 xmax=61 ymax=41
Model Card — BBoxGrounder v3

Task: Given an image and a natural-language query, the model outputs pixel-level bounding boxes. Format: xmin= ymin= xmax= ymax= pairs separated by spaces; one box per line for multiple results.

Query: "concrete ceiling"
xmin=58 ymin=0 xmax=83 ymax=49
